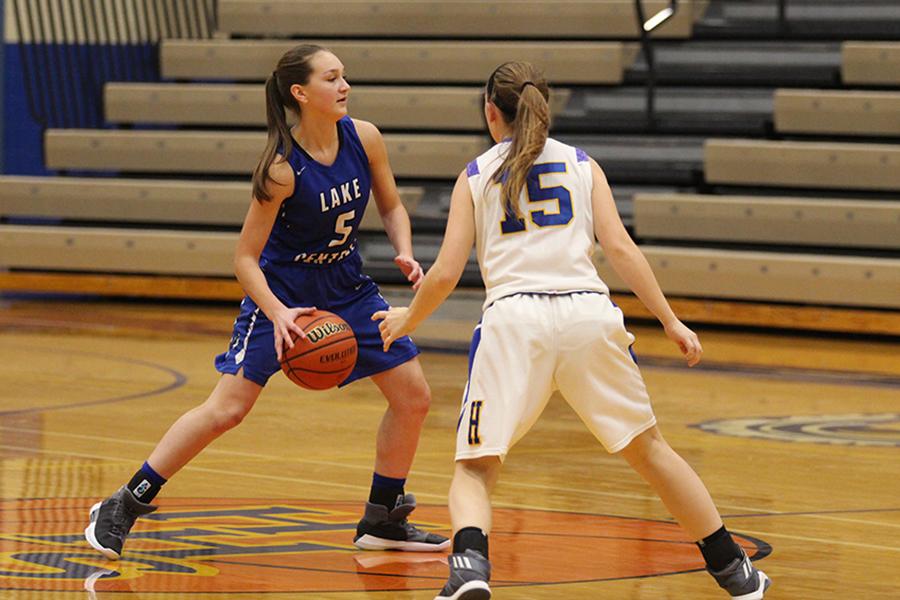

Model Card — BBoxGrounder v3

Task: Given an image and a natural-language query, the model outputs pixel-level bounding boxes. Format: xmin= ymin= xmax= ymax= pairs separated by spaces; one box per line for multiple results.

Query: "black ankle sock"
xmin=453 ymin=527 xmax=489 ymax=559
xmin=127 ymin=461 xmax=167 ymax=503
xmin=369 ymin=472 xmax=405 ymax=510
xmin=697 ymin=525 xmax=742 ymax=571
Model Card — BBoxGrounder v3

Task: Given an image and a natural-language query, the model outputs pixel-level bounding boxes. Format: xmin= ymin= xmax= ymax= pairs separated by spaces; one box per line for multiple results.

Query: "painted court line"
xmin=2 ymin=432 xmax=899 ymax=534
xmin=3 ymin=425 xmax=899 ymax=529
xmin=3 ymin=442 xmax=898 ymax=555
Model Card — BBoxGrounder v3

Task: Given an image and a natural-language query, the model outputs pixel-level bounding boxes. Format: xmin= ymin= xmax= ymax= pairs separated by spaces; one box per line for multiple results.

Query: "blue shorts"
xmin=214 ymin=254 xmax=419 ymax=387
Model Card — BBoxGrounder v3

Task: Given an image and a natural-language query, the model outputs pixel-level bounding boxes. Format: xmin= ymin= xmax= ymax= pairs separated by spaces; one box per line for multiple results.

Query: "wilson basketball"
xmin=280 ymin=310 xmax=357 ymax=390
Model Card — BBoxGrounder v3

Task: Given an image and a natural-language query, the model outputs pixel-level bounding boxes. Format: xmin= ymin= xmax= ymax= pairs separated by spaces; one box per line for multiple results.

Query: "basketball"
xmin=280 ymin=310 xmax=358 ymax=390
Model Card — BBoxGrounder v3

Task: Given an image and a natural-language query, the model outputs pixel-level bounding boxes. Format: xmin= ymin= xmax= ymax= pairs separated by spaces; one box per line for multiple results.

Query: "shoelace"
xmin=108 ymin=499 xmax=135 ymax=539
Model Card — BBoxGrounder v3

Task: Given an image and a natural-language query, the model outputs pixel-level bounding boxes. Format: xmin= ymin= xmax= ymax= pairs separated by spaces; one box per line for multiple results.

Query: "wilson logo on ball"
xmin=306 ymin=321 xmax=351 ymax=344
xmin=281 ymin=310 xmax=358 ymax=390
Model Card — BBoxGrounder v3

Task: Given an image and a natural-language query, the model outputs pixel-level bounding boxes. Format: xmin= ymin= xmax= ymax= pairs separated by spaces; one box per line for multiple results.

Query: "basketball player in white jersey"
xmin=374 ymin=62 xmax=771 ymax=600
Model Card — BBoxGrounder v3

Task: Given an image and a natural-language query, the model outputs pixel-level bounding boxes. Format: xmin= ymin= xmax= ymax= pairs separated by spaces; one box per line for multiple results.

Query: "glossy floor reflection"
xmin=0 ymin=300 xmax=898 ymax=599
xmin=2 ymin=497 xmax=772 ymax=595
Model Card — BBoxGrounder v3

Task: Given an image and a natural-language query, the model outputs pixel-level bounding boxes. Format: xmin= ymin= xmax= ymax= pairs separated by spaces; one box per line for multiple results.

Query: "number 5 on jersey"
xmin=500 ymin=162 xmax=573 ymax=234
xmin=329 ymin=210 xmax=355 ymax=247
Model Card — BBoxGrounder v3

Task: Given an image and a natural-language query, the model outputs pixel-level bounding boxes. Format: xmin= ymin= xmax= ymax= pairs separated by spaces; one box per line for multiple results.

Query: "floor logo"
xmin=694 ymin=412 xmax=900 ymax=446
xmin=0 ymin=498 xmax=770 ymax=593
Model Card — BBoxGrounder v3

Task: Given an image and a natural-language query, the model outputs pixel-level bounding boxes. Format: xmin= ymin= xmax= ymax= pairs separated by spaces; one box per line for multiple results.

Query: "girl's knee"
xmin=620 ymin=426 xmax=668 ymax=467
xmin=392 ymin=378 xmax=431 ymax=418
xmin=216 ymin=407 xmax=250 ymax=432
xmin=412 ymin=381 xmax=432 ymax=415
xmin=457 ymin=455 xmax=502 ymax=478
xmin=207 ymin=401 xmax=251 ymax=434
xmin=204 ymin=382 xmax=258 ymax=434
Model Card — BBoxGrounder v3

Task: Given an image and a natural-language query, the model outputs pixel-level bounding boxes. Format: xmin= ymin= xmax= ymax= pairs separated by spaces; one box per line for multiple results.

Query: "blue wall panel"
xmin=0 ymin=0 xmax=5 ymax=173
xmin=4 ymin=44 xmax=49 ymax=175
xmin=2 ymin=41 xmax=158 ymax=175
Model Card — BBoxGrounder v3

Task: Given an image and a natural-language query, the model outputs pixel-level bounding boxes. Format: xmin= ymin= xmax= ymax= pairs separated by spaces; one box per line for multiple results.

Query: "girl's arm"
xmin=589 ymin=159 xmax=703 ymax=366
xmin=373 ymin=170 xmax=476 ymax=350
xmin=234 ymin=157 xmax=315 ymax=360
xmin=355 ymin=118 xmax=424 ymax=288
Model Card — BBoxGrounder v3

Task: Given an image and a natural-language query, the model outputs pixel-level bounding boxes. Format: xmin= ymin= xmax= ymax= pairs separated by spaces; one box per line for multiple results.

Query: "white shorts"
xmin=455 ymin=292 xmax=656 ymax=461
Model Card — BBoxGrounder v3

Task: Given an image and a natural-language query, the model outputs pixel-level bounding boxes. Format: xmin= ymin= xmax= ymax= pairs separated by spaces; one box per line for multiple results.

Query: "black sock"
xmin=697 ymin=525 xmax=742 ymax=571
xmin=369 ymin=472 xmax=405 ymax=510
xmin=453 ymin=526 xmax=489 ymax=559
xmin=126 ymin=461 xmax=167 ymax=503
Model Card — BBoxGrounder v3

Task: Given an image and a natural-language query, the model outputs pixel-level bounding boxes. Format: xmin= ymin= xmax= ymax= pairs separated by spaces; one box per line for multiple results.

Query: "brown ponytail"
xmin=251 ymin=44 xmax=327 ymax=201
xmin=485 ymin=62 xmax=551 ymax=216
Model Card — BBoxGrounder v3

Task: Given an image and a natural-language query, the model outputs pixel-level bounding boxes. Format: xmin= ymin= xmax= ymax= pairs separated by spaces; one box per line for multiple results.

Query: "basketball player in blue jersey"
xmin=84 ymin=44 xmax=448 ymax=561
xmin=375 ymin=62 xmax=771 ymax=600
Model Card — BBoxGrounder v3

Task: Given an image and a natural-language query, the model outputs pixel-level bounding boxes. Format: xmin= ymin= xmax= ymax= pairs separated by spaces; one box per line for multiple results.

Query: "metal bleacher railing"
xmin=9 ymin=0 xmax=216 ymax=129
xmin=633 ymin=0 xmax=678 ymax=130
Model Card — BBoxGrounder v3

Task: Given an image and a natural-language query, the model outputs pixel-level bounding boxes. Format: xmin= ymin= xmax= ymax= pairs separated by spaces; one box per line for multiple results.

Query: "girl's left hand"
xmin=394 ymin=255 xmax=424 ymax=290
xmin=372 ymin=306 xmax=412 ymax=352
xmin=664 ymin=319 xmax=703 ymax=367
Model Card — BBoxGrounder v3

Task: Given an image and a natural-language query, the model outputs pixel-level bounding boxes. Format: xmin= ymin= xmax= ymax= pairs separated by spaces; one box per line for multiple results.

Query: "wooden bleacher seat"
xmin=160 ymin=40 xmax=625 ymax=84
xmin=0 ymin=225 xmax=237 ymax=276
xmin=104 ymin=83 xmax=571 ymax=130
xmin=0 ymin=176 xmax=249 ymax=224
xmin=633 ymin=193 xmax=900 ymax=249
xmin=4 ymin=224 xmax=895 ymax=309
xmin=216 ymin=0 xmax=694 ymax=39
xmin=44 ymin=130 xmax=488 ymax=179
xmin=774 ymin=89 xmax=900 ymax=137
xmin=704 ymin=139 xmax=900 ymax=191
xmin=0 ymin=176 xmax=422 ymax=232
xmin=594 ymin=246 xmax=900 ymax=309
xmin=842 ymin=42 xmax=900 ymax=85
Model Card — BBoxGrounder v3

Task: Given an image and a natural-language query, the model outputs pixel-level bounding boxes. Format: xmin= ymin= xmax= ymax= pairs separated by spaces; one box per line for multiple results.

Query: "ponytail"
xmin=251 ymin=74 xmax=295 ymax=201
xmin=485 ymin=63 xmax=551 ymax=217
xmin=250 ymin=44 xmax=328 ymax=202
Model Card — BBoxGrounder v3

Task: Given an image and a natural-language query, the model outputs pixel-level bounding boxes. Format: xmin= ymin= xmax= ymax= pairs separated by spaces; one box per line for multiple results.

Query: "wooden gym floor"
xmin=0 ymin=298 xmax=897 ymax=599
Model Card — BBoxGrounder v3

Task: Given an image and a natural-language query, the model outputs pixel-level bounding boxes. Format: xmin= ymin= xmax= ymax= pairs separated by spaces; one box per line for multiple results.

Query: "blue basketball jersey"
xmin=215 ymin=116 xmax=419 ymax=387
xmin=261 ymin=115 xmax=372 ymax=267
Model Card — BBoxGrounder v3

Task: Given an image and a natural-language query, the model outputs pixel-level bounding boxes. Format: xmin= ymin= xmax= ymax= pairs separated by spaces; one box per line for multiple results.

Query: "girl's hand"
xmin=371 ymin=307 xmax=412 ymax=352
xmin=394 ymin=255 xmax=424 ymax=290
xmin=664 ymin=320 xmax=703 ymax=367
xmin=272 ymin=305 xmax=318 ymax=361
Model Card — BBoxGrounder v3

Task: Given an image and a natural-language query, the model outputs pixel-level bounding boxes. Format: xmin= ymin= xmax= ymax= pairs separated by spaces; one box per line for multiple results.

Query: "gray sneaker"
xmin=84 ymin=486 xmax=157 ymax=560
xmin=708 ymin=549 xmax=771 ymax=599
xmin=354 ymin=493 xmax=450 ymax=552
xmin=435 ymin=549 xmax=492 ymax=600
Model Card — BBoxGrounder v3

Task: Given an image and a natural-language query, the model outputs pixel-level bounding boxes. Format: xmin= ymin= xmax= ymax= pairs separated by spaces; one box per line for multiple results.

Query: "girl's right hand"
xmin=272 ymin=305 xmax=318 ymax=361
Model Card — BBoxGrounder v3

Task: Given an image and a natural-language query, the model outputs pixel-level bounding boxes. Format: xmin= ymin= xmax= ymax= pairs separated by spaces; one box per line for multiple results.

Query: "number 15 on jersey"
xmin=500 ymin=162 xmax=573 ymax=234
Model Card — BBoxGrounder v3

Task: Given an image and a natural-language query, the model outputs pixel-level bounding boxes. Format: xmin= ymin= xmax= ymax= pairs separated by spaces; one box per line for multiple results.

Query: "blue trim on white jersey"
xmin=457 ymin=322 xmax=483 ymax=432
xmin=610 ymin=297 xmax=639 ymax=365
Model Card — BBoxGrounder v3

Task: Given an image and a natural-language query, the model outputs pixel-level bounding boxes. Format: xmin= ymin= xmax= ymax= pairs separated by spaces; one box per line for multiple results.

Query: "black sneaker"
xmin=708 ymin=549 xmax=771 ymax=599
xmin=353 ymin=493 xmax=450 ymax=552
xmin=435 ymin=549 xmax=492 ymax=600
xmin=84 ymin=486 xmax=157 ymax=560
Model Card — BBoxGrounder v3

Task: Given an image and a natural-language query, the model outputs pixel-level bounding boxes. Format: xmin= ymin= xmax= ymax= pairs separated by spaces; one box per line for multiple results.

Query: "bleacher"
xmin=1 ymin=0 xmax=899 ymax=335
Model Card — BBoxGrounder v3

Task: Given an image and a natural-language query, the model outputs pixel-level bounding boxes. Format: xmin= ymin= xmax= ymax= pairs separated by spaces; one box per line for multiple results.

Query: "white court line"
xmin=0 ymin=444 xmax=410 ymax=498
xmin=1 ymin=442 xmax=899 ymax=554
xmin=728 ymin=527 xmax=900 ymax=553
xmin=1 ymin=426 xmax=899 ymax=531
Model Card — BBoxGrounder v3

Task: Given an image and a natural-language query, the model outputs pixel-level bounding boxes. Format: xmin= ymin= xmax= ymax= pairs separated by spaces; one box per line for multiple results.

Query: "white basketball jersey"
xmin=466 ymin=137 xmax=609 ymax=308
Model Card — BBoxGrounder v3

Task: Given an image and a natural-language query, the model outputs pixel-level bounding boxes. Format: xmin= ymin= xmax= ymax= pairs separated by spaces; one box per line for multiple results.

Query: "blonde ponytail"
xmin=485 ymin=63 xmax=551 ymax=217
